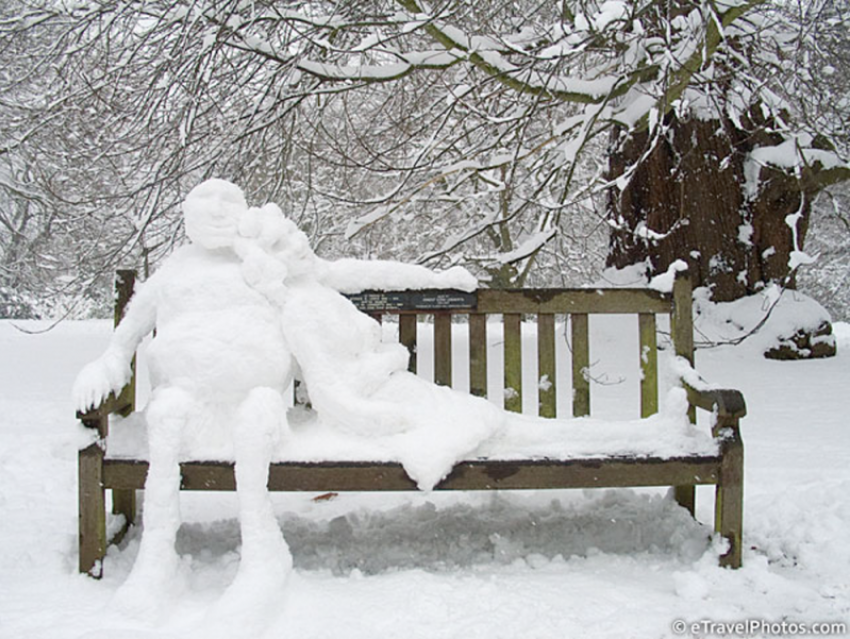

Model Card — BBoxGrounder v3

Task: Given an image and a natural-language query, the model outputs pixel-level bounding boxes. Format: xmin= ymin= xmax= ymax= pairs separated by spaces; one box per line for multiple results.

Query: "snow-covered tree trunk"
xmin=607 ymin=110 xmax=847 ymax=301
xmin=606 ymin=110 xmax=842 ymax=357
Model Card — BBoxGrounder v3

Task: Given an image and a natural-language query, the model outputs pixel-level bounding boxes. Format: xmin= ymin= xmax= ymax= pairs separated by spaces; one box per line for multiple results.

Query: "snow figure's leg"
xmin=235 ymin=386 xmax=292 ymax=579
xmin=213 ymin=386 xmax=292 ymax=628
xmin=114 ymin=385 xmax=194 ymax=617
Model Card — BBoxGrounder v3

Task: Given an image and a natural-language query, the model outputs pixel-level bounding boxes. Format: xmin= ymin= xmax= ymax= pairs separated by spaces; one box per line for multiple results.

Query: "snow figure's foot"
xmin=207 ymin=537 xmax=293 ymax=637
xmin=112 ymin=534 xmax=187 ymax=620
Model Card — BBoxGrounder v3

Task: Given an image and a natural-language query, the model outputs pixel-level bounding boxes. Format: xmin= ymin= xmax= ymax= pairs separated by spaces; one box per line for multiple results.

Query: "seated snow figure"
xmin=74 ymin=180 xmax=297 ymax=612
xmin=73 ymin=179 xmax=503 ymax=612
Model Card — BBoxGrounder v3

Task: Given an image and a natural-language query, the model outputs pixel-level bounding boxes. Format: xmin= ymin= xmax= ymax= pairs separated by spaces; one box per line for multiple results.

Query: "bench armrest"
xmin=76 ymin=383 xmax=135 ymax=437
xmin=684 ymin=385 xmax=747 ymax=421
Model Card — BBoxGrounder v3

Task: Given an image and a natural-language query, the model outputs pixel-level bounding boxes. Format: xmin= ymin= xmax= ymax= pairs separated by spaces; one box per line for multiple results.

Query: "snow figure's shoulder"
xmin=153 ymin=244 xmax=222 ymax=276
xmin=166 ymin=243 xmax=206 ymax=263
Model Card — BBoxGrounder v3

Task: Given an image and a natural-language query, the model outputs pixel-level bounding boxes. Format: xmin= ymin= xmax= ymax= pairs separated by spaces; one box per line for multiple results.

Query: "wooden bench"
xmin=77 ymin=269 xmax=745 ymax=577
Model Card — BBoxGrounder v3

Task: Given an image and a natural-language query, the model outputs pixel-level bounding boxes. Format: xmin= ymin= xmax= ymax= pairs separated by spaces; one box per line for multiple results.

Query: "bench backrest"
xmin=113 ymin=270 xmax=694 ymax=422
xmin=344 ymin=274 xmax=694 ymax=420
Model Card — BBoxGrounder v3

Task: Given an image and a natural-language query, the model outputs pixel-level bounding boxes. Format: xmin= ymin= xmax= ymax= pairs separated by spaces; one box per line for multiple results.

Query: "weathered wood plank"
xmin=639 ymin=313 xmax=659 ymax=418
xmin=347 ymin=288 xmax=671 ymax=315
xmin=571 ymin=313 xmax=590 ymax=417
xmin=79 ymin=444 xmax=106 ymax=578
xmin=102 ymin=456 xmax=722 ymax=493
xmin=671 ymin=271 xmax=696 ymax=512
xmin=111 ymin=489 xmax=136 ymax=530
xmin=346 ymin=289 xmax=477 ymax=313
xmin=438 ymin=457 xmax=721 ymax=491
xmin=716 ymin=421 xmax=744 ymax=569
xmin=110 ymin=272 xmax=138 ymax=527
xmin=468 ymin=313 xmax=487 ymax=398
xmin=114 ymin=271 xmax=136 ymax=418
xmin=537 ymin=313 xmax=557 ymax=418
xmin=78 ymin=405 xmax=110 ymax=439
xmin=434 ymin=312 xmax=452 ymax=386
xmin=671 ymin=272 xmax=695 ymax=367
xmin=686 ymin=386 xmax=747 ymax=421
xmin=478 ymin=288 xmax=670 ymax=315
xmin=114 ymin=269 xmax=136 ymax=325
xmin=399 ymin=314 xmax=417 ymax=374
xmin=503 ymin=314 xmax=523 ymax=413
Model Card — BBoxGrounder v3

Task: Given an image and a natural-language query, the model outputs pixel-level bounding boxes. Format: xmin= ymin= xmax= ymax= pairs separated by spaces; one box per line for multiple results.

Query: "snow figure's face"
xmin=183 ymin=179 xmax=248 ymax=250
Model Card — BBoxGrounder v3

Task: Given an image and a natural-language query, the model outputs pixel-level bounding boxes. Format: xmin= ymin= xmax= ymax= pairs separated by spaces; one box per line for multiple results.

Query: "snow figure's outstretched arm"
xmin=233 ymin=200 xmax=478 ymax=295
xmin=73 ymin=276 xmax=158 ymax=412
xmin=319 ymin=258 xmax=478 ymax=294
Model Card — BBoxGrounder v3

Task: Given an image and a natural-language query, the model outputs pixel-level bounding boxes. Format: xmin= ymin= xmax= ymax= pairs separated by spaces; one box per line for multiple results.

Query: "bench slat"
xmin=79 ymin=444 xmax=107 ymax=577
xmin=102 ymin=457 xmax=722 ymax=492
xmin=671 ymin=272 xmax=697 ymax=513
xmin=503 ymin=313 xmax=523 ymax=413
xmin=639 ymin=313 xmax=659 ymax=418
xmin=478 ymin=288 xmax=671 ymax=315
xmin=537 ymin=313 xmax=556 ymax=418
xmin=434 ymin=312 xmax=452 ymax=386
xmin=571 ymin=313 xmax=590 ymax=417
xmin=469 ymin=313 xmax=487 ymax=398
xmin=399 ymin=314 xmax=417 ymax=374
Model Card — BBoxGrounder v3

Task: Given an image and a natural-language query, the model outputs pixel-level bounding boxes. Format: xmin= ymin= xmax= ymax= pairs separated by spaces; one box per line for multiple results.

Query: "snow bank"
xmin=320 ymin=259 xmax=477 ymax=294
xmin=691 ymin=285 xmax=836 ymax=357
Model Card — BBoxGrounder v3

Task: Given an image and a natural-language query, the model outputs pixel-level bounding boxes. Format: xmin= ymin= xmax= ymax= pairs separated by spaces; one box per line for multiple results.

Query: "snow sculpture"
xmin=73 ymin=179 xmax=503 ymax=609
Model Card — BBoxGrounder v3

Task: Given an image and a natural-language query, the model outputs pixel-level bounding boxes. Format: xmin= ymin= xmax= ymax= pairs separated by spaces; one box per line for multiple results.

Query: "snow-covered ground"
xmin=1 ymin=316 xmax=848 ymax=639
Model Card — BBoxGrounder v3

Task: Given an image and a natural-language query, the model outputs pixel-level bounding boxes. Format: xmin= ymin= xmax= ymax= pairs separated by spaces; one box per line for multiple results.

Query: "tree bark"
xmin=606 ymin=113 xmax=813 ymax=302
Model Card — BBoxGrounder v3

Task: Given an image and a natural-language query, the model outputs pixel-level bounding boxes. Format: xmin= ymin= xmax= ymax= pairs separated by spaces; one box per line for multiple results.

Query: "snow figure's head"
xmin=183 ymin=179 xmax=248 ymax=250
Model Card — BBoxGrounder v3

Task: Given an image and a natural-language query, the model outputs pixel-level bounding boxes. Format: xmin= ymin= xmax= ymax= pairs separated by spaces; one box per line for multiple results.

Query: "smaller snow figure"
xmin=74 ymin=179 xmax=498 ymax=617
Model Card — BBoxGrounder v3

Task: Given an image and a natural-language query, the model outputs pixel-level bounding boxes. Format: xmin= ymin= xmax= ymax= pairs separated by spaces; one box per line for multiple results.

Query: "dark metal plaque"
xmin=345 ymin=289 xmax=478 ymax=313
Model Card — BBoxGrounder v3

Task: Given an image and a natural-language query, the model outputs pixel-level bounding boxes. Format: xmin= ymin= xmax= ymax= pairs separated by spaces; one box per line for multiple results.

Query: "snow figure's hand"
xmin=72 ymin=348 xmax=133 ymax=412
xmin=234 ymin=237 xmax=289 ymax=307
xmin=241 ymin=246 xmax=287 ymax=289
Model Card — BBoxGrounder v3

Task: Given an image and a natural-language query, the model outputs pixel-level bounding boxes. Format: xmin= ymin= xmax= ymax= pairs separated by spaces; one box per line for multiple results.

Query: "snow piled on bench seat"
xmin=105 ymin=386 xmax=717 ymax=476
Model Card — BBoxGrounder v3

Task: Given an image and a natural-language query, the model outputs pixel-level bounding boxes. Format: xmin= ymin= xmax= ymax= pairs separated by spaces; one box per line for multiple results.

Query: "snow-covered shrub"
xmin=692 ymin=286 xmax=836 ymax=359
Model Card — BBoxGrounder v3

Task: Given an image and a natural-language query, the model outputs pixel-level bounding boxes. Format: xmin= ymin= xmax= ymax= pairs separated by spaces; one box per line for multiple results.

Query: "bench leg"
xmin=112 ymin=489 xmax=136 ymax=540
xmin=79 ymin=443 xmax=107 ymax=578
xmin=674 ymin=485 xmax=695 ymax=516
xmin=715 ymin=431 xmax=744 ymax=568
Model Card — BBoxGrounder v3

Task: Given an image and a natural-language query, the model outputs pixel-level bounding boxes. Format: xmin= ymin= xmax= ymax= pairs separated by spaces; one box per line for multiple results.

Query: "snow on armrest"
xmin=669 ymin=356 xmax=746 ymax=420
xmin=76 ymin=386 xmax=135 ymax=424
